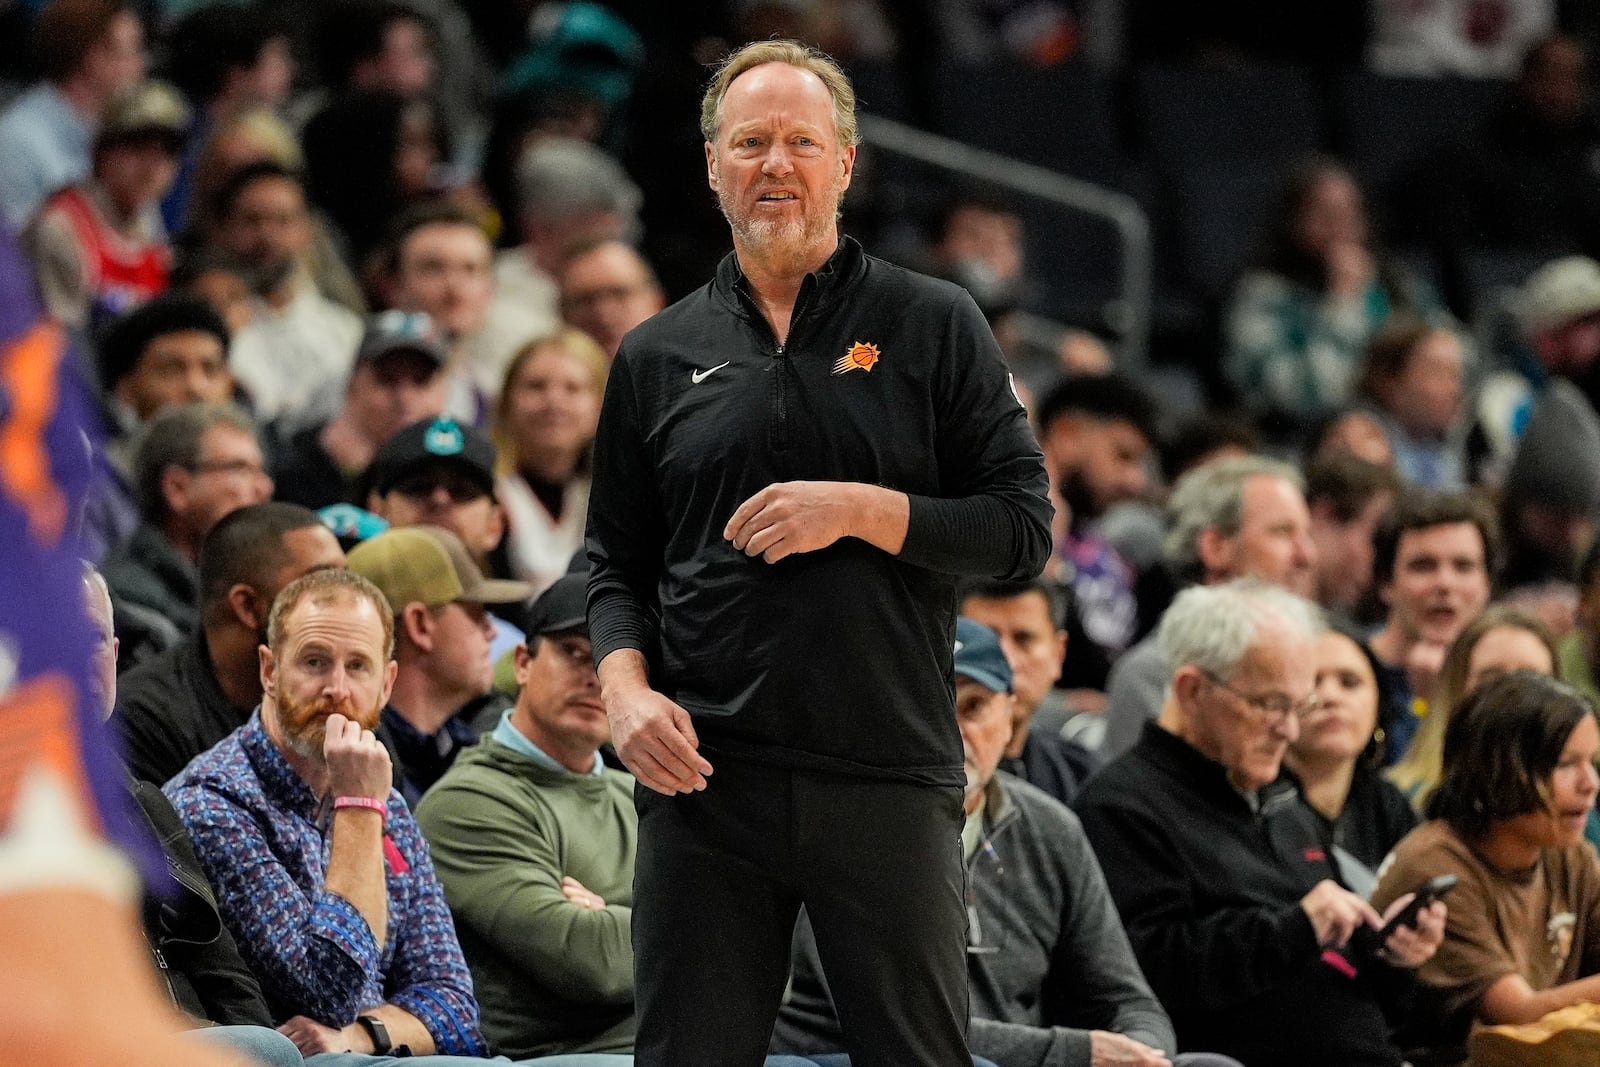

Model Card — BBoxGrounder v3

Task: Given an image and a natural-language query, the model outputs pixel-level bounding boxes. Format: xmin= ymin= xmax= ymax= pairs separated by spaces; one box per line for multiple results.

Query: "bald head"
xmin=82 ymin=565 xmax=118 ymax=720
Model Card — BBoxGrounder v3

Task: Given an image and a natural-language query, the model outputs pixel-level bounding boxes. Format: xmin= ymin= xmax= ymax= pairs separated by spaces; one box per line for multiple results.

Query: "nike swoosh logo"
xmin=691 ymin=361 xmax=731 ymax=384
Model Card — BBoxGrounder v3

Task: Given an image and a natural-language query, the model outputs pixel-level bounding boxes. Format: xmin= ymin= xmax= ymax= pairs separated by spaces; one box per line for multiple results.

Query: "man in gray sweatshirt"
xmin=773 ymin=618 xmax=1241 ymax=1067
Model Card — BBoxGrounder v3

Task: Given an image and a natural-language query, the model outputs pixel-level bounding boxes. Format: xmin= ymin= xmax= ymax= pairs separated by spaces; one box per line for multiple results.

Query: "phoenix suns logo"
xmin=832 ymin=341 xmax=880 ymax=376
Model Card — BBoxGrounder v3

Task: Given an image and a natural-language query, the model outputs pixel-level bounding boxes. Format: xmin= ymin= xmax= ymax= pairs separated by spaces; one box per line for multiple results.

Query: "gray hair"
xmin=134 ymin=401 xmax=258 ymax=523
xmin=515 ymin=137 xmax=642 ymax=229
xmin=1157 ymin=578 xmax=1324 ymax=682
xmin=1164 ymin=454 xmax=1304 ymax=583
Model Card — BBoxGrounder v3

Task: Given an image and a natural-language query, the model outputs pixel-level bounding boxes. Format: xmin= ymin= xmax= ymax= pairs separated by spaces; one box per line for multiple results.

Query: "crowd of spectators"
xmin=10 ymin=0 xmax=1600 ymax=1064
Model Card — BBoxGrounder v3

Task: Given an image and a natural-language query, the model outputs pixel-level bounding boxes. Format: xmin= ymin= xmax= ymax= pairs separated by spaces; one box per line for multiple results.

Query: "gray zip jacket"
xmin=773 ymin=772 xmax=1175 ymax=1066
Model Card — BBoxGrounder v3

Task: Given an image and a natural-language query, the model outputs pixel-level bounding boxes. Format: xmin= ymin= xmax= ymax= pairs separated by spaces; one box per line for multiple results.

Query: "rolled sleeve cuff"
xmin=388 ymin=985 xmax=486 ymax=1056
xmin=308 ymin=892 xmax=381 ymax=979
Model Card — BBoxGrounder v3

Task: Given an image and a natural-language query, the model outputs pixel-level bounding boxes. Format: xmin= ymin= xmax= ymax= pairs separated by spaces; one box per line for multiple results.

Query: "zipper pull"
xmin=148 ymin=940 xmax=178 ymax=1006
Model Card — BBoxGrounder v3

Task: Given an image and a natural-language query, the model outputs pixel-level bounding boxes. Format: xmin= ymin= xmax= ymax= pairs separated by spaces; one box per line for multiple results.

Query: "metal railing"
xmin=858 ymin=112 xmax=1153 ymax=372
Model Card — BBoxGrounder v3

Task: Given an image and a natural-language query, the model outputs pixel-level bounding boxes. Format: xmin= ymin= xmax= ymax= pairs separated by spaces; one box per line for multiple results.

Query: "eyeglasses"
xmin=1200 ymin=669 xmax=1320 ymax=725
xmin=967 ymin=833 xmax=1003 ymax=955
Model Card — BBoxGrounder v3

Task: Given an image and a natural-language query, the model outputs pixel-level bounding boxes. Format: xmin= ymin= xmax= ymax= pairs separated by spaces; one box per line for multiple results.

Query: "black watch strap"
xmin=357 ymin=1014 xmax=392 ymax=1055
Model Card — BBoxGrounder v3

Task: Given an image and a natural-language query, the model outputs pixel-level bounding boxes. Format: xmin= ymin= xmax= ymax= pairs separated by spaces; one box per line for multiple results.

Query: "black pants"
xmin=631 ymin=756 xmax=970 ymax=1067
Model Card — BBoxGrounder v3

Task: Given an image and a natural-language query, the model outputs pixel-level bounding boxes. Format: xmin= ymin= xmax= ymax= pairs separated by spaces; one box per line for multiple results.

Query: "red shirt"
xmin=41 ymin=185 xmax=168 ymax=317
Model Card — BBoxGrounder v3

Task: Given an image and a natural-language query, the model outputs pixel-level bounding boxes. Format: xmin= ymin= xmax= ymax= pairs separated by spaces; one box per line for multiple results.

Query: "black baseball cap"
xmin=525 ymin=572 xmax=588 ymax=637
xmin=368 ymin=415 xmax=497 ymax=497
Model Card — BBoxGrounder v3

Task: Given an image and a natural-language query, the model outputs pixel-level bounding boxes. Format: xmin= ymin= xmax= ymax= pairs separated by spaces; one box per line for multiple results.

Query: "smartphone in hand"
xmin=1345 ymin=874 xmax=1457 ymax=963
xmin=1378 ymin=874 xmax=1457 ymax=940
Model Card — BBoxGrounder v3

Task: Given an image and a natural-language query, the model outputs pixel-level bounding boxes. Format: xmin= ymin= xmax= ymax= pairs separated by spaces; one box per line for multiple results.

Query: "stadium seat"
xmin=930 ymin=61 xmax=1129 ymax=183
xmin=1332 ymin=71 xmax=1502 ymax=197
xmin=1133 ymin=63 xmax=1324 ymax=177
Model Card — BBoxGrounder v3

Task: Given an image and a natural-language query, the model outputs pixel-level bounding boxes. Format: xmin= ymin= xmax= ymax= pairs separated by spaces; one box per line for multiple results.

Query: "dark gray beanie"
xmin=1506 ymin=379 xmax=1600 ymax=513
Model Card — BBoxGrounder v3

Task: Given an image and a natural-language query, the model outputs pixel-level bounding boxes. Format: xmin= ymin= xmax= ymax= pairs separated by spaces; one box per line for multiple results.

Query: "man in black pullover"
xmin=585 ymin=38 xmax=1051 ymax=1067
xmin=1078 ymin=580 xmax=1446 ymax=1067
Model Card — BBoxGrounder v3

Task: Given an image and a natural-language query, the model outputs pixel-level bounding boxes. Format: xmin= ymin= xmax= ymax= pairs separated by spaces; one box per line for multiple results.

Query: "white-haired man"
xmin=776 ymin=618 xmax=1229 ymax=1067
xmin=492 ymin=137 xmax=642 ymax=343
xmin=1101 ymin=455 xmax=1317 ymax=760
xmin=1079 ymin=580 xmax=1446 ymax=1067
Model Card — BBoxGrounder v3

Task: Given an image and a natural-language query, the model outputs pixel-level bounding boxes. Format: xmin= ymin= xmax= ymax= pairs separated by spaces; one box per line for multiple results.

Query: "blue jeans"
xmin=191 ymin=1025 xmax=304 ymax=1067
xmin=802 ymin=1053 xmax=1230 ymax=1067
xmin=305 ymin=1056 xmax=635 ymax=1066
xmin=802 ymin=1058 xmax=999 ymax=1066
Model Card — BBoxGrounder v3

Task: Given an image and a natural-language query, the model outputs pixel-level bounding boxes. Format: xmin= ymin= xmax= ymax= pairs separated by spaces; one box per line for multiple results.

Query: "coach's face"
xmin=706 ymin=61 xmax=855 ymax=261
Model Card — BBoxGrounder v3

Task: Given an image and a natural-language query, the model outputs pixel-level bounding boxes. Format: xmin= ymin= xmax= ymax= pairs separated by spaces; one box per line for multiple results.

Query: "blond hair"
xmin=193 ymin=108 xmax=303 ymax=232
xmin=268 ymin=568 xmax=395 ymax=662
xmin=700 ymin=39 xmax=859 ymax=148
xmin=1386 ymin=605 xmax=1558 ymax=810
xmin=492 ymin=328 xmax=609 ymax=477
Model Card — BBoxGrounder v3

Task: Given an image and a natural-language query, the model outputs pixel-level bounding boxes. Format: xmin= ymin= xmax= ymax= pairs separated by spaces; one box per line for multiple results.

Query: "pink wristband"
xmin=333 ymin=795 xmax=387 ymax=818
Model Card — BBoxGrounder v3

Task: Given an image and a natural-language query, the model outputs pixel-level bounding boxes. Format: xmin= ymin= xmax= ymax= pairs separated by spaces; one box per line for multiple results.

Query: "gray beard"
xmin=964 ymin=751 xmax=986 ymax=799
xmin=716 ymin=182 xmax=843 ymax=259
xmin=723 ymin=206 xmax=813 ymax=256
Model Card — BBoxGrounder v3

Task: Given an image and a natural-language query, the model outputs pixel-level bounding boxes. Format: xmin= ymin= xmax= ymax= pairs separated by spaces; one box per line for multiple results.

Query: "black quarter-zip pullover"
xmin=1078 ymin=723 xmax=1416 ymax=1066
xmin=586 ymin=237 xmax=1052 ymax=783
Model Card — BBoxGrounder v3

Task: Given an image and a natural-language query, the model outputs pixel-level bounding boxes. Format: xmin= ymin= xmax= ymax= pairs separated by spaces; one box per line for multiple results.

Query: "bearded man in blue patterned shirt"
xmin=165 ymin=566 xmax=494 ymax=1060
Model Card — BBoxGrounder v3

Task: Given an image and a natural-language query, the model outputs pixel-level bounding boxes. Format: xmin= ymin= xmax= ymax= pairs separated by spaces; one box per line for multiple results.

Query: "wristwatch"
xmin=357 ymin=1014 xmax=391 ymax=1055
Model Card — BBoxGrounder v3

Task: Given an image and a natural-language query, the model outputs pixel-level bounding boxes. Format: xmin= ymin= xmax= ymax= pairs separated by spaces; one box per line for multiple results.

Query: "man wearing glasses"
xmin=104 ymin=400 xmax=273 ymax=663
xmin=1078 ymin=580 xmax=1446 ymax=1067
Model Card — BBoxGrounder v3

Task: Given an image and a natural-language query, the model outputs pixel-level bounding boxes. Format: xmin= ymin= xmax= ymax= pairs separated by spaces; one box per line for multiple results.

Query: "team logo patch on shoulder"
xmin=832 ymin=341 xmax=880 ymax=376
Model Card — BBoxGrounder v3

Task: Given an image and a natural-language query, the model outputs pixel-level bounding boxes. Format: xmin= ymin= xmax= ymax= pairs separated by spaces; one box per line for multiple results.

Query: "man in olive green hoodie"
xmin=416 ymin=573 xmax=637 ymax=1059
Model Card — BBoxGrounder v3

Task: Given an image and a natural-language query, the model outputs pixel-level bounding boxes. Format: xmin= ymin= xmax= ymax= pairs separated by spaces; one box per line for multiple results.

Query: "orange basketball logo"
xmin=832 ymin=341 xmax=880 ymax=376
